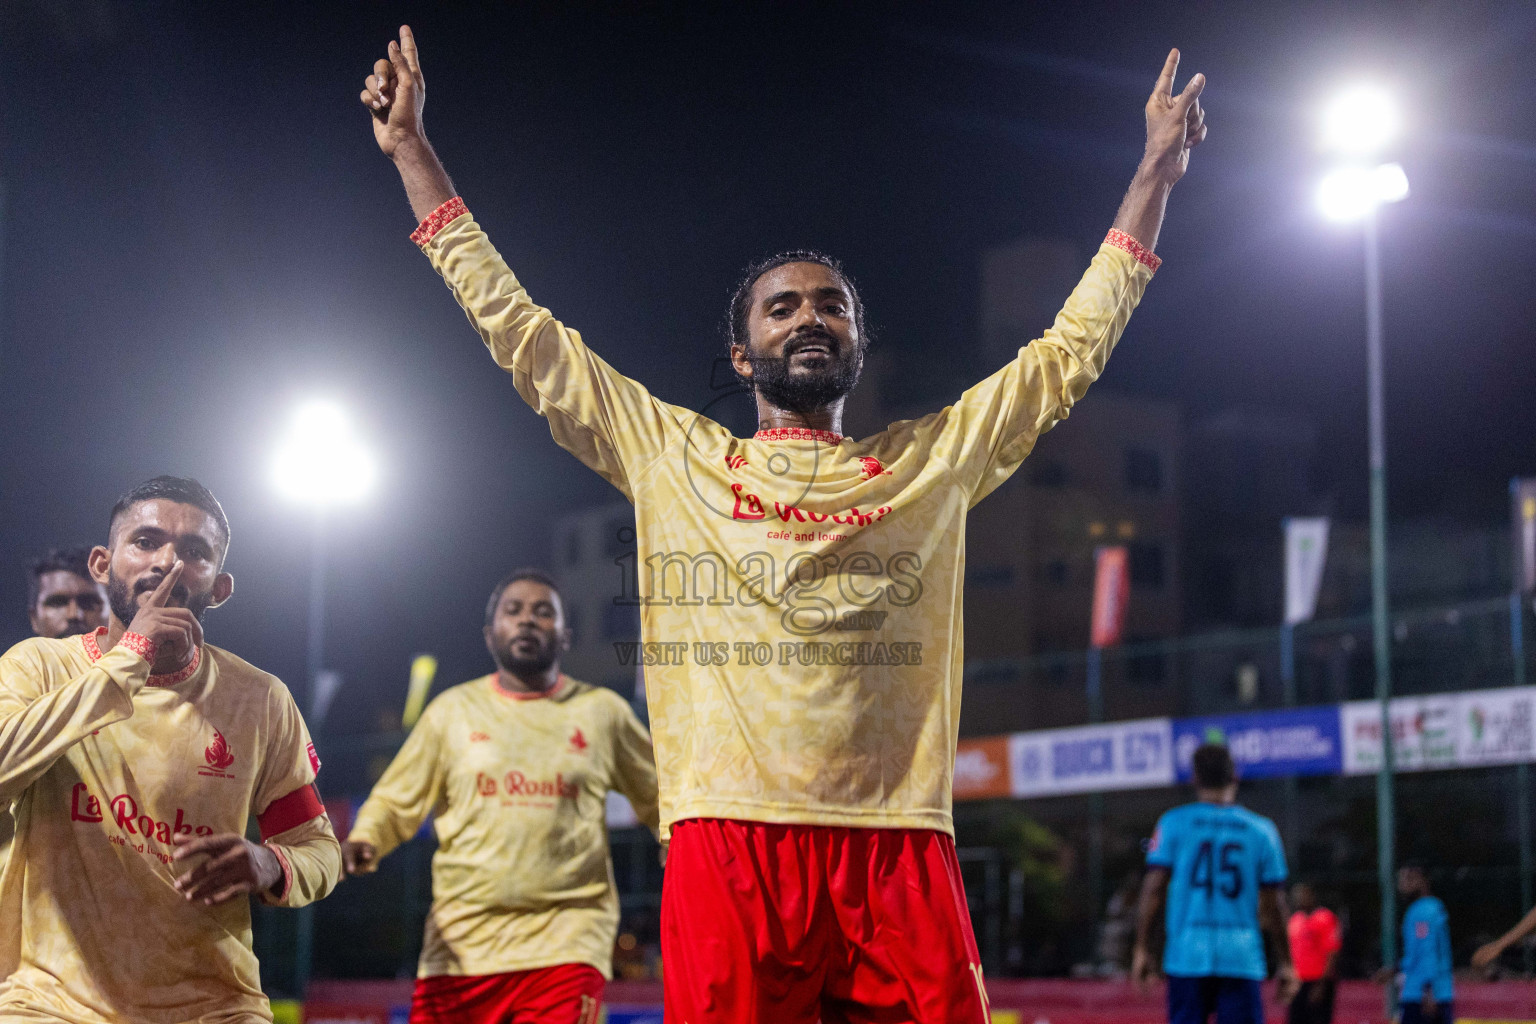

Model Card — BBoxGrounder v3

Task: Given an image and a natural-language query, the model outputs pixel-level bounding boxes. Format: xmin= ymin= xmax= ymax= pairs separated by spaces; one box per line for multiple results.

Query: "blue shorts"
xmin=1167 ymin=975 xmax=1264 ymax=1024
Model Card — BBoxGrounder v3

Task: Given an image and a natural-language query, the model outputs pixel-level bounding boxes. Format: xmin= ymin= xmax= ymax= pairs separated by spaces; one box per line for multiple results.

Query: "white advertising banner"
xmin=1459 ymin=688 xmax=1536 ymax=766
xmin=1007 ymin=718 xmax=1174 ymax=798
xmin=1341 ymin=687 xmax=1536 ymax=775
xmin=1284 ymin=517 xmax=1331 ymax=625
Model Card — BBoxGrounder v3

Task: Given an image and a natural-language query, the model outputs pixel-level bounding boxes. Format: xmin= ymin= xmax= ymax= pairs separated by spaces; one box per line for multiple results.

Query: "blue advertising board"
xmin=1173 ymin=706 xmax=1343 ymax=782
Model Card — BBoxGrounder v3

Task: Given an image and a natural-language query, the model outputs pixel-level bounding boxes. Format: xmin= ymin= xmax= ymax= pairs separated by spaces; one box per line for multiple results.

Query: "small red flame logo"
xmin=569 ymin=728 xmax=588 ymax=753
xmin=859 ymin=456 xmax=889 ymax=480
xmin=205 ymin=729 xmax=235 ymax=772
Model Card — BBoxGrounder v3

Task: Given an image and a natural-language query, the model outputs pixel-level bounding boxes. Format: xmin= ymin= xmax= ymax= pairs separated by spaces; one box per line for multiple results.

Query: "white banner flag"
xmin=1284 ymin=517 xmax=1330 ymax=625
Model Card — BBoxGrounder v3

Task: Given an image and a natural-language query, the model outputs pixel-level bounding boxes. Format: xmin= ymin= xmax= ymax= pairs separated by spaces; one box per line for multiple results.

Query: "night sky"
xmin=3 ymin=1 xmax=1533 ymax=728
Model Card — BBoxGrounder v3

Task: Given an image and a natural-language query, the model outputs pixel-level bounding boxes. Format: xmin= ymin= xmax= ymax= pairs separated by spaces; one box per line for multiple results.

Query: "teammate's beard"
xmin=494 ymin=636 xmax=559 ymax=678
xmin=747 ymin=340 xmax=865 ymax=414
xmin=107 ymin=569 xmax=215 ymax=626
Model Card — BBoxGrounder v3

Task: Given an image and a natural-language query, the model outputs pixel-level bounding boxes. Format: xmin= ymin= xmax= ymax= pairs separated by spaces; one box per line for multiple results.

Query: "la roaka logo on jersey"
xmin=71 ymin=783 xmax=215 ymax=842
xmin=569 ymin=728 xmax=588 ymax=753
xmin=469 ymin=731 xmax=491 ymax=743
xmin=475 ymin=770 xmax=579 ymax=802
xmin=198 ymin=728 xmax=236 ymax=779
xmin=729 ymin=482 xmax=893 ymax=527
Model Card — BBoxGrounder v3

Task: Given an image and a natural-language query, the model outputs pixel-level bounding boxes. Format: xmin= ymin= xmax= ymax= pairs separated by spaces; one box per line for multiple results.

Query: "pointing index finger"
xmin=146 ymin=561 xmax=184 ymax=608
xmin=399 ymin=25 xmax=421 ymax=74
xmin=1155 ymin=48 xmax=1180 ymax=98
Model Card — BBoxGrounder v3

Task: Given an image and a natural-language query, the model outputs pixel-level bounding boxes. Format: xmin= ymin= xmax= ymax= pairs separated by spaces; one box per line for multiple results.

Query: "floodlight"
xmin=1316 ymin=162 xmax=1410 ymax=222
xmin=271 ymin=399 xmax=378 ymax=505
xmin=1321 ymin=85 xmax=1400 ymax=154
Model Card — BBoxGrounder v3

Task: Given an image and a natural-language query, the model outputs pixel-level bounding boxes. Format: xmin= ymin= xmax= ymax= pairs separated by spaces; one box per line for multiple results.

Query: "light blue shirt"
xmin=1400 ymin=896 xmax=1453 ymax=1003
xmin=1147 ymin=802 xmax=1288 ymax=980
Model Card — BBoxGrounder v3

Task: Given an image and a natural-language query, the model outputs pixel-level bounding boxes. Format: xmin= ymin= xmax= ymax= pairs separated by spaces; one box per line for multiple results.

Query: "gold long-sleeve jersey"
xmin=348 ymin=675 xmax=659 ymax=979
xmin=419 ymin=200 xmax=1155 ymax=840
xmin=0 ymin=630 xmax=341 ymax=1024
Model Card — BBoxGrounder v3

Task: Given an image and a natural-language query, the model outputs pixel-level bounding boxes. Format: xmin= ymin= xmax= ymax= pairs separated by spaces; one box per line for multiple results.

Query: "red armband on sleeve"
xmin=258 ymin=783 xmax=326 ymax=840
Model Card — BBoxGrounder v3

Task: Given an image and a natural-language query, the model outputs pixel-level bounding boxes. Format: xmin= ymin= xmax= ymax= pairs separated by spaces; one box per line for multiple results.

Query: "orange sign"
xmin=953 ymin=735 xmax=1012 ymax=800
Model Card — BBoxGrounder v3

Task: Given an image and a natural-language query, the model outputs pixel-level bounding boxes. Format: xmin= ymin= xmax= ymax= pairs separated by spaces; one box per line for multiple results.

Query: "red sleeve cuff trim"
xmin=258 ymin=784 xmax=326 ymax=840
xmin=119 ymin=631 xmax=158 ymax=664
xmin=411 ymin=196 xmax=469 ymax=246
xmin=265 ymin=843 xmax=294 ymax=902
xmin=1104 ymin=229 xmax=1161 ymax=272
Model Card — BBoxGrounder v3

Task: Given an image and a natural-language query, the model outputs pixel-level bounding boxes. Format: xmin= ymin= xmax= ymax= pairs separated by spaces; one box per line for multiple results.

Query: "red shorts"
xmin=409 ymin=964 xmax=604 ymax=1024
xmin=662 ymin=818 xmax=990 ymax=1024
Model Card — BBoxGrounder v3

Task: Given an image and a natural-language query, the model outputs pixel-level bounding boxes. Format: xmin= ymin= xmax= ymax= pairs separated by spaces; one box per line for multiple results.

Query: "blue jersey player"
xmin=1381 ymin=861 xmax=1453 ymax=1024
xmin=1133 ymin=744 xmax=1298 ymax=1024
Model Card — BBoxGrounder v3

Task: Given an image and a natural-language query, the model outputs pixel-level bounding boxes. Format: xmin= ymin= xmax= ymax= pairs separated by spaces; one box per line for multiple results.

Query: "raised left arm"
xmin=1112 ymin=48 xmax=1207 ymax=254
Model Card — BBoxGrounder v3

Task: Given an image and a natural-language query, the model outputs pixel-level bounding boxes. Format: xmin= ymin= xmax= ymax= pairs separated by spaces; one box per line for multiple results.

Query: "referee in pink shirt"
xmin=1287 ymin=883 xmax=1342 ymax=1024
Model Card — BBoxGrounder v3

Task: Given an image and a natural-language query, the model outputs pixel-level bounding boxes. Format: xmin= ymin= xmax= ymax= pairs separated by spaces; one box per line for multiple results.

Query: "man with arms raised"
xmin=362 ymin=27 xmax=1205 ymax=1022
xmin=342 ymin=569 xmax=659 ymax=1024
xmin=0 ymin=476 xmax=341 ymax=1023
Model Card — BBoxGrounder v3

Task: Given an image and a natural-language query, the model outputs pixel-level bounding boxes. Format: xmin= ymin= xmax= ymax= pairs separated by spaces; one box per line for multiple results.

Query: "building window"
xmin=1041 ymin=560 xmax=1069 ymax=587
xmin=967 ymin=564 xmax=1014 ymax=587
xmin=1125 ymin=448 xmax=1163 ymax=493
xmin=1128 ymin=541 xmax=1164 ymax=589
xmin=1030 ymin=460 xmax=1069 ymax=487
xmin=603 ymin=602 xmax=639 ymax=640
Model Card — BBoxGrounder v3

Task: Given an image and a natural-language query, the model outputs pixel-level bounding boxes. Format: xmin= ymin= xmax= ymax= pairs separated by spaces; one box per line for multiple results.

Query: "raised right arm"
xmin=361 ymin=26 xmax=680 ymax=498
xmin=361 ymin=26 xmax=455 ymax=222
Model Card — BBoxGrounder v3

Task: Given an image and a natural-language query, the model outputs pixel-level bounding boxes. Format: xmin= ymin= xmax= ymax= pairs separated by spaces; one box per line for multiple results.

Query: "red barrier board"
xmin=300 ymin=978 xmax=1536 ymax=1024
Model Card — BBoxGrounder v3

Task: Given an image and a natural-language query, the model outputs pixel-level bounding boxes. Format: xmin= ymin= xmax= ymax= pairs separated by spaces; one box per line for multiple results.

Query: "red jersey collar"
xmin=492 ymin=673 xmax=569 ymax=701
xmin=80 ymin=627 xmax=202 ymax=687
xmin=753 ymin=427 xmax=844 ymax=445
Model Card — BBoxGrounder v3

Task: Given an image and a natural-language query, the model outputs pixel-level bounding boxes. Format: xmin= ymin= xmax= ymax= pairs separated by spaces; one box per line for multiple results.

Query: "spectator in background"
xmin=3 ymin=549 xmax=112 ymax=889
xmin=27 ymin=547 xmax=107 ymax=639
xmin=1287 ymin=883 xmax=1341 ymax=1024
xmin=1378 ymin=861 xmax=1453 ymax=1024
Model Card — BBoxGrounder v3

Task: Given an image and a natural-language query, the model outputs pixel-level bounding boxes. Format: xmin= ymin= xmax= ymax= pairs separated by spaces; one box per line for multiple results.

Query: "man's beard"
xmin=107 ymin=570 xmax=214 ymax=627
xmin=747 ymin=339 xmax=864 ymax=414
xmin=493 ymin=636 xmax=558 ymax=677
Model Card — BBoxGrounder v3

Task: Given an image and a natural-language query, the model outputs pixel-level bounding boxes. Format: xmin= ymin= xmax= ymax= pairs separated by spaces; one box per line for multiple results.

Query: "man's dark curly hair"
xmin=484 ymin=567 xmax=563 ymax=629
xmin=723 ymin=250 xmax=869 ymax=375
xmin=27 ymin=547 xmax=95 ymax=610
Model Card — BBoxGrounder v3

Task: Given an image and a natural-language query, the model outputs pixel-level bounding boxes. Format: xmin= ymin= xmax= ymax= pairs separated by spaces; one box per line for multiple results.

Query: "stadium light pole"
xmin=1316 ymin=84 xmax=1408 ymax=1013
xmin=271 ymin=399 xmax=378 ymax=997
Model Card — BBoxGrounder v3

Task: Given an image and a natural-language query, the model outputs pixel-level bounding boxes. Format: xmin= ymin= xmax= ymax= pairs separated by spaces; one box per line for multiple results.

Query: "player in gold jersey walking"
xmin=343 ymin=569 xmax=659 ymax=1024
xmin=359 ymin=26 xmax=1207 ymax=1022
